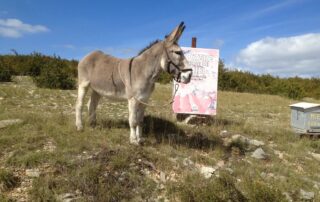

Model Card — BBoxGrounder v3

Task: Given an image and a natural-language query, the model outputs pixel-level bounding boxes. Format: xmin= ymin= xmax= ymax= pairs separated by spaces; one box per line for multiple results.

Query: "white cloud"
xmin=235 ymin=33 xmax=320 ymax=77
xmin=0 ymin=18 xmax=49 ymax=38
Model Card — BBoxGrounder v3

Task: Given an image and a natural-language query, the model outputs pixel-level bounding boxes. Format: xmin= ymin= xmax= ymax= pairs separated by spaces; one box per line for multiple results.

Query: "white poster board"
xmin=172 ymin=47 xmax=219 ymax=115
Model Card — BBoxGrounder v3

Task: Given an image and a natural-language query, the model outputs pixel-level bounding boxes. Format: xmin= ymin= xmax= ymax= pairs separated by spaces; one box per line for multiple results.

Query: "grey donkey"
xmin=75 ymin=22 xmax=192 ymax=145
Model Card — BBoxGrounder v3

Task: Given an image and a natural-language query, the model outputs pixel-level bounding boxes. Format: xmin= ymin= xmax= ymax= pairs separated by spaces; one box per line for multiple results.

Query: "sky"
xmin=0 ymin=0 xmax=319 ymax=78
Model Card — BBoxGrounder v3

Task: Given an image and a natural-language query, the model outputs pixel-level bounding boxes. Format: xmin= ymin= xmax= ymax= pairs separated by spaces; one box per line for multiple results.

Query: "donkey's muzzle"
xmin=179 ymin=68 xmax=192 ymax=84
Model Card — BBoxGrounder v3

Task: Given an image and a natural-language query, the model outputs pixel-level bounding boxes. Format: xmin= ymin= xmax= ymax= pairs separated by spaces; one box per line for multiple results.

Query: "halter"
xmin=163 ymin=43 xmax=193 ymax=82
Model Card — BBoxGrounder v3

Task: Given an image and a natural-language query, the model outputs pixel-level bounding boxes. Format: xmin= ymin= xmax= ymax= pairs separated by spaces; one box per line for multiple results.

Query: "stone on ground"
xmin=0 ymin=119 xmax=23 ymax=129
xmin=251 ymin=148 xmax=267 ymax=160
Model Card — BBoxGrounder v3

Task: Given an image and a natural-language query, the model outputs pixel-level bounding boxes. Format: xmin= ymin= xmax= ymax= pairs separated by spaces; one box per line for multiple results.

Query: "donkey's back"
xmin=77 ymin=50 xmax=126 ymax=98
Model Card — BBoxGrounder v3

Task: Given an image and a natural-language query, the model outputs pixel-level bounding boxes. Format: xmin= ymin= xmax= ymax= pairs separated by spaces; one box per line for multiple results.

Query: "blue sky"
xmin=0 ymin=0 xmax=319 ymax=77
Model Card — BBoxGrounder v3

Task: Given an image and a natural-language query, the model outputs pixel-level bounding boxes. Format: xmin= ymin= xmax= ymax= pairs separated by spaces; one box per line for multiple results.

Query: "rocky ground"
xmin=0 ymin=76 xmax=320 ymax=201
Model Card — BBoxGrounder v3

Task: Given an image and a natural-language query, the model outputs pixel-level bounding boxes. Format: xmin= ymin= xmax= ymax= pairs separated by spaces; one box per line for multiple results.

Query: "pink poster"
xmin=172 ymin=47 xmax=219 ymax=115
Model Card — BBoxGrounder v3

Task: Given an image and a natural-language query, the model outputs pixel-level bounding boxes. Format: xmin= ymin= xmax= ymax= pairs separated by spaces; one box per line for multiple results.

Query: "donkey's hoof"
xmin=130 ymin=139 xmax=141 ymax=146
xmin=130 ymin=138 xmax=145 ymax=146
xmin=89 ymin=119 xmax=97 ymax=127
xmin=76 ymin=125 xmax=84 ymax=131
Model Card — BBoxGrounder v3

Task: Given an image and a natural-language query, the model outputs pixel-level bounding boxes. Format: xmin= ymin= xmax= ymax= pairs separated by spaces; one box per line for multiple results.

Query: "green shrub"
xmin=0 ymin=60 xmax=11 ymax=82
xmin=32 ymin=58 xmax=76 ymax=90
xmin=26 ymin=52 xmax=50 ymax=76
xmin=286 ymin=83 xmax=305 ymax=99
xmin=0 ymin=67 xmax=11 ymax=82
xmin=168 ymin=172 xmax=247 ymax=202
xmin=0 ymin=169 xmax=20 ymax=191
xmin=243 ymin=178 xmax=286 ymax=202
xmin=0 ymin=52 xmax=77 ymax=89
xmin=29 ymin=176 xmax=57 ymax=201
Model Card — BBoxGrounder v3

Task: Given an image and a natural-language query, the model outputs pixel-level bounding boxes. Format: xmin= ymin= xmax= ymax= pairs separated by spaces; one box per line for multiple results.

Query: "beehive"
xmin=290 ymin=102 xmax=320 ymax=134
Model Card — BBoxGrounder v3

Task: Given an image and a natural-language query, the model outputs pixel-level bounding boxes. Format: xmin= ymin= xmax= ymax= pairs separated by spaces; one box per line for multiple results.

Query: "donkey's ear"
xmin=165 ymin=22 xmax=185 ymax=44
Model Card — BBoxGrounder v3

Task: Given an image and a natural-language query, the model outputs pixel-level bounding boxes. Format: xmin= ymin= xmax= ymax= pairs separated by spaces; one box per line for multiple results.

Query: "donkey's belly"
xmin=89 ymin=73 xmax=127 ymax=101
xmin=92 ymin=87 xmax=127 ymax=101
xmin=91 ymin=87 xmax=127 ymax=101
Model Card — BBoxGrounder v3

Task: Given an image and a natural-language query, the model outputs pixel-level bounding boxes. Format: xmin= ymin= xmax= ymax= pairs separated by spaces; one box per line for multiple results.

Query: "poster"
xmin=172 ymin=47 xmax=219 ymax=115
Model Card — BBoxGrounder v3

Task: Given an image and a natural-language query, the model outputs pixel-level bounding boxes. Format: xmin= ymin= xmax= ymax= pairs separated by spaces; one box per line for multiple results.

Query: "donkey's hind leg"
xmin=128 ymin=98 xmax=140 ymax=145
xmin=87 ymin=90 xmax=101 ymax=127
xmin=75 ymin=81 xmax=89 ymax=131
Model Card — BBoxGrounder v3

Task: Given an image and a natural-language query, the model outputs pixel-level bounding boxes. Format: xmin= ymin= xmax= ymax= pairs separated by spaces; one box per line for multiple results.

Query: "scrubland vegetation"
xmin=1 ymin=53 xmax=319 ymax=100
xmin=0 ymin=53 xmax=320 ymax=201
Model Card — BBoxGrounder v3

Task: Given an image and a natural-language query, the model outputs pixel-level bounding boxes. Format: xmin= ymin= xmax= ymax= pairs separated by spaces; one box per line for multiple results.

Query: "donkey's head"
xmin=161 ymin=22 xmax=192 ymax=84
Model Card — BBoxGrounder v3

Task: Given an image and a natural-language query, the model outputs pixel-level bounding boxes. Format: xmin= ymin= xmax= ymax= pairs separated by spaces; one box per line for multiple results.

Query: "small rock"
xmin=283 ymin=192 xmax=293 ymax=202
xmin=168 ymin=157 xmax=178 ymax=164
xmin=219 ymin=130 xmax=231 ymax=138
xmin=160 ymin=171 xmax=166 ymax=183
xmin=199 ymin=165 xmax=216 ymax=179
xmin=230 ymin=134 xmax=247 ymax=142
xmin=57 ymin=193 xmax=79 ymax=202
xmin=225 ymin=168 xmax=234 ymax=174
xmin=274 ymin=150 xmax=284 ymax=159
xmin=217 ymin=160 xmax=225 ymax=168
xmin=248 ymin=139 xmax=265 ymax=147
xmin=309 ymin=152 xmax=320 ymax=161
xmin=26 ymin=169 xmax=40 ymax=178
xmin=251 ymin=148 xmax=267 ymax=160
xmin=182 ymin=158 xmax=194 ymax=167
xmin=43 ymin=141 xmax=56 ymax=152
xmin=260 ymin=172 xmax=267 ymax=178
xmin=0 ymin=119 xmax=23 ymax=129
xmin=223 ymin=134 xmax=246 ymax=147
xmin=300 ymin=189 xmax=314 ymax=200
xmin=226 ymin=134 xmax=265 ymax=149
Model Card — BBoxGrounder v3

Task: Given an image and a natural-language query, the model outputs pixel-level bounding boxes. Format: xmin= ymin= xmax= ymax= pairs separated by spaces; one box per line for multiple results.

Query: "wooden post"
xmin=192 ymin=37 xmax=197 ymax=48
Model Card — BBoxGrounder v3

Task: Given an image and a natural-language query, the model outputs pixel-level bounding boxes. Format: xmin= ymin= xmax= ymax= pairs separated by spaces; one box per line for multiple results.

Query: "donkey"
xmin=75 ymin=22 xmax=192 ymax=145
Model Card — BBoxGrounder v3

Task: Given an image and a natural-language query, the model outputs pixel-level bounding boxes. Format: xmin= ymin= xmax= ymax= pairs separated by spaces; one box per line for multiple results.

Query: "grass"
xmin=0 ymin=169 xmax=20 ymax=191
xmin=0 ymin=76 xmax=319 ymax=201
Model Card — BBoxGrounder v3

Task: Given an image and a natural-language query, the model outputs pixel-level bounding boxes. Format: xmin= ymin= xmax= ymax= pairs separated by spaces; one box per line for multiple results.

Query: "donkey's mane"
xmin=137 ymin=40 xmax=161 ymax=56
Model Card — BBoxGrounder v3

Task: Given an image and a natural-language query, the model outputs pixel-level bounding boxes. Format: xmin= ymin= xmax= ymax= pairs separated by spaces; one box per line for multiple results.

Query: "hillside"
xmin=0 ymin=76 xmax=320 ymax=201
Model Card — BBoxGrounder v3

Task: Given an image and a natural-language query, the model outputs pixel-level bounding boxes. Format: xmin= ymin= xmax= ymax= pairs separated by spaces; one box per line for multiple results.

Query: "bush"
xmin=32 ymin=58 xmax=76 ymax=90
xmin=0 ymin=52 xmax=78 ymax=89
xmin=168 ymin=172 xmax=247 ymax=202
xmin=286 ymin=83 xmax=305 ymax=100
xmin=243 ymin=178 xmax=286 ymax=202
xmin=0 ymin=67 xmax=11 ymax=82
xmin=0 ymin=60 xmax=11 ymax=82
xmin=0 ymin=169 xmax=20 ymax=191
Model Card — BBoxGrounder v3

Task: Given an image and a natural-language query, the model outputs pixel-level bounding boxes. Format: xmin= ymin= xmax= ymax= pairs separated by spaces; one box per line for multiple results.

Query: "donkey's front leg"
xmin=75 ymin=81 xmax=89 ymax=131
xmin=128 ymin=98 xmax=144 ymax=145
xmin=136 ymin=103 xmax=146 ymax=143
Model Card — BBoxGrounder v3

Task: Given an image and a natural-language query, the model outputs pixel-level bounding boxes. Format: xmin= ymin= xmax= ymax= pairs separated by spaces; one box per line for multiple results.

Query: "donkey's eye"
xmin=174 ymin=51 xmax=183 ymax=56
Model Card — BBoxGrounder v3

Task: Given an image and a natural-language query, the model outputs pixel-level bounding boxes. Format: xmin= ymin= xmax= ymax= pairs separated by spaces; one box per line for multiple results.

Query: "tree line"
xmin=0 ymin=52 xmax=319 ymax=100
xmin=0 ymin=52 xmax=77 ymax=89
xmin=218 ymin=60 xmax=320 ymax=99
